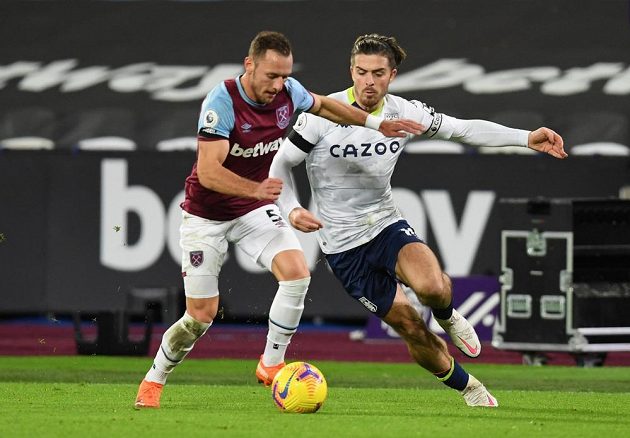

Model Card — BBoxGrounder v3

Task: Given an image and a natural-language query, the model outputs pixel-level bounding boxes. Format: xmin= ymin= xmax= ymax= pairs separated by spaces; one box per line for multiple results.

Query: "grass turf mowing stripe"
xmin=0 ymin=357 xmax=628 ymax=437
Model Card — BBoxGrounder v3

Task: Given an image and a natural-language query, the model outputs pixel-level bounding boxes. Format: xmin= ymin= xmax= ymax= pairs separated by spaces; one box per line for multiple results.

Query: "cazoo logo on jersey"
xmin=230 ymin=138 xmax=282 ymax=158
xmin=330 ymin=141 xmax=401 ymax=158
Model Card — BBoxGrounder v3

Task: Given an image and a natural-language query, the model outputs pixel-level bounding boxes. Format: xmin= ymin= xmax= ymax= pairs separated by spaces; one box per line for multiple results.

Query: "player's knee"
xmin=275 ymin=261 xmax=310 ymax=281
xmin=185 ymin=296 xmax=219 ymax=323
xmin=413 ymin=274 xmax=449 ymax=303
xmin=186 ymin=306 xmax=217 ymax=323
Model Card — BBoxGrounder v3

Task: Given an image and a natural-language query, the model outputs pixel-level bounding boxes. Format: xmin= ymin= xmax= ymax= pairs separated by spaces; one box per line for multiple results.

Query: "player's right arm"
xmin=196 ymin=138 xmax=282 ymax=201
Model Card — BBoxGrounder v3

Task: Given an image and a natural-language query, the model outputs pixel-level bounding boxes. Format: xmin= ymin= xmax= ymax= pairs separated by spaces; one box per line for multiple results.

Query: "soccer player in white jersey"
xmin=270 ymin=34 xmax=567 ymax=407
xmin=133 ymin=31 xmax=421 ymax=409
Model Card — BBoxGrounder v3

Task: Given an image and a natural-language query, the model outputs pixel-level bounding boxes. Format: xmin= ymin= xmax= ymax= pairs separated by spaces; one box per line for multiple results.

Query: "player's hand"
xmin=379 ymin=118 xmax=425 ymax=138
xmin=255 ymin=178 xmax=283 ymax=200
xmin=288 ymin=207 xmax=323 ymax=232
xmin=528 ymin=127 xmax=568 ymax=159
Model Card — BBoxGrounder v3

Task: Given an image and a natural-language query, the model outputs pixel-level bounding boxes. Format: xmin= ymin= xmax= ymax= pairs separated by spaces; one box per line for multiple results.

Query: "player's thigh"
xmin=395 ymin=242 xmax=444 ymax=291
xmin=180 ymin=211 xmax=229 ymax=298
xmin=232 ymin=205 xmax=304 ymax=273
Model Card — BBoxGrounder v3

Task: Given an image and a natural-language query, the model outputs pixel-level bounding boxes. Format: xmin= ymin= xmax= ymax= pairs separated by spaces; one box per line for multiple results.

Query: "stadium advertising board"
xmin=0 ymin=153 xmax=627 ymax=325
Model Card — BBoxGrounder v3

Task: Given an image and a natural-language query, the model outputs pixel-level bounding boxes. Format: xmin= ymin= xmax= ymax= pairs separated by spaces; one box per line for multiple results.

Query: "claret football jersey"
xmin=182 ymin=75 xmax=314 ymax=221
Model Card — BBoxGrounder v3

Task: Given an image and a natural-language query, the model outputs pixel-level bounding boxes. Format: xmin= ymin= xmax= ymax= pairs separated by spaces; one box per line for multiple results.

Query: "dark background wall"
xmin=1 ymin=0 xmax=629 ymax=323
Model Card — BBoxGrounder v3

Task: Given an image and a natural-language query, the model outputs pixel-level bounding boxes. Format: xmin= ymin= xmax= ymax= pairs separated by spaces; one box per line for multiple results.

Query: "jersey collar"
xmin=346 ymin=87 xmax=386 ymax=116
xmin=236 ymin=74 xmax=267 ymax=108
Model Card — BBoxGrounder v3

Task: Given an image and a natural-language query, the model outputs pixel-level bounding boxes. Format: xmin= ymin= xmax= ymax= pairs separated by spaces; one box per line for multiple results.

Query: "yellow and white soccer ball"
xmin=271 ymin=361 xmax=327 ymax=413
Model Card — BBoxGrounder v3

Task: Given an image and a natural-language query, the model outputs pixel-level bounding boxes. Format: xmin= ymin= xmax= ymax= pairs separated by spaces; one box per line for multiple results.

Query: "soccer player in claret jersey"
xmin=134 ymin=31 xmax=421 ymax=409
xmin=270 ymin=34 xmax=567 ymax=407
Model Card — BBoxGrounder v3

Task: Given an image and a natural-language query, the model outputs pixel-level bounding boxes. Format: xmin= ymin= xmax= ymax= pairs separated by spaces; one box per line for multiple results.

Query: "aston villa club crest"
xmin=276 ymin=104 xmax=290 ymax=129
xmin=190 ymin=250 xmax=204 ymax=268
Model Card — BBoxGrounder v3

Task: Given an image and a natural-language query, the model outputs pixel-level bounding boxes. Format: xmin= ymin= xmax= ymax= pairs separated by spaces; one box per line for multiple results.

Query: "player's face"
xmin=244 ymin=49 xmax=293 ymax=104
xmin=350 ymin=54 xmax=397 ymax=111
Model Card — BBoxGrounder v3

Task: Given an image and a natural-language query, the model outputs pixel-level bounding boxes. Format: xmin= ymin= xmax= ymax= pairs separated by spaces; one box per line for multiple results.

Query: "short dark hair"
xmin=249 ymin=31 xmax=293 ymax=60
xmin=350 ymin=34 xmax=407 ymax=68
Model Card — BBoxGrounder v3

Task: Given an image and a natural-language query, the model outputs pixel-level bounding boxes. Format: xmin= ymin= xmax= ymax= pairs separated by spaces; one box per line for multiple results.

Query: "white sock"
xmin=145 ymin=312 xmax=211 ymax=384
xmin=263 ymin=277 xmax=310 ymax=366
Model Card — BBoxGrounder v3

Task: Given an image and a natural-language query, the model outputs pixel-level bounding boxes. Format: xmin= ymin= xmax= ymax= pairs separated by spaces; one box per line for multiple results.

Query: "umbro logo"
xmin=241 ymin=122 xmax=252 ymax=133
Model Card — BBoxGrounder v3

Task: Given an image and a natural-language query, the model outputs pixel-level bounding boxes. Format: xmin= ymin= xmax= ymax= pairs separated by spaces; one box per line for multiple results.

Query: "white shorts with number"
xmin=180 ymin=205 xmax=302 ymax=298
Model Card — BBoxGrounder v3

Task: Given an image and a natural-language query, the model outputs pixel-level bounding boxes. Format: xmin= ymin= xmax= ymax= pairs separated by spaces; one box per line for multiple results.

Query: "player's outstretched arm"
xmin=528 ymin=127 xmax=568 ymax=159
xmin=197 ymin=138 xmax=282 ymax=200
xmin=309 ymin=94 xmax=423 ymax=138
xmin=434 ymin=116 xmax=567 ymax=159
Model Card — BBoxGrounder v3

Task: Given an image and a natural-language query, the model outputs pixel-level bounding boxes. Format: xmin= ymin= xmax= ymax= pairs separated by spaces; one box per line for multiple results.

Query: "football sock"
xmin=434 ymin=357 xmax=470 ymax=391
xmin=431 ymin=299 xmax=454 ymax=320
xmin=263 ymin=277 xmax=310 ymax=366
xmin=145 ymin=312 xmax=211 ymax=384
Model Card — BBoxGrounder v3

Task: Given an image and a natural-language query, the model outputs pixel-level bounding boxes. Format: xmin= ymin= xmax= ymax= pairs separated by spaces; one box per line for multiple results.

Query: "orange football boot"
xmin=134 ymin=379 xmax=164 ymax=409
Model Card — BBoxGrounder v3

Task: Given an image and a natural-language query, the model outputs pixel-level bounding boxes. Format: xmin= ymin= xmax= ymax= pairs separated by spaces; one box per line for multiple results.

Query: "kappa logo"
xmin=189 ymin=250 xmax=204 ymax=268
xmin=276 ymin=104 xmax=290 ymax=129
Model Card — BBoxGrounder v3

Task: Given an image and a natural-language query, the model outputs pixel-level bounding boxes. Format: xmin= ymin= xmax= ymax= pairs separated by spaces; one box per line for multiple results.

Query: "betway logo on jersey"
xmin=230 ymin=138 xmax=282 ymax=158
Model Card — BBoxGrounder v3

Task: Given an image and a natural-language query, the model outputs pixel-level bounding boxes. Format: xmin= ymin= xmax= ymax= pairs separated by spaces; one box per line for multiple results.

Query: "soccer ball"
xmin=271 ymin=361 xmax=327 ymax=413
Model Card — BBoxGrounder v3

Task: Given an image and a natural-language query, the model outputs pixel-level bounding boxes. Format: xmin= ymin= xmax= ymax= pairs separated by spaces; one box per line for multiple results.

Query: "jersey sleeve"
xmin=285 ymin=77 xmax=315 ymax=112
xmin=406 ymin=100 xmax=445 ymax=139
xmin=286 ymin=111 xmax=328 ymax=152
xmin=432 ymin=115 xmax=530 ymax=147
xmin=197 ymin=82 xmax=235 ymax=139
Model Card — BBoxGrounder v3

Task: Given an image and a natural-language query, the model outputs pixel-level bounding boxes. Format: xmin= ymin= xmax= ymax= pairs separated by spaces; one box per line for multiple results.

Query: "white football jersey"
xmin=292 ymin=89 xmax=440 ymax=253
xmin=279 ymin=88 xmax=529 ymax=254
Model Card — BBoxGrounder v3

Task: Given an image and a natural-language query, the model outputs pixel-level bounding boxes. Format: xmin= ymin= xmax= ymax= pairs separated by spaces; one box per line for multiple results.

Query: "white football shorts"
xmin=180 ymin=205 xmax=302 ymax=298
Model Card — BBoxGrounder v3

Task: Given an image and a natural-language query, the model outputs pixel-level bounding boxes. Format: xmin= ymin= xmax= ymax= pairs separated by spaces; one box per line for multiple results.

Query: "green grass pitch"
xmin=1 ymin=356 xmax=628 ymax=437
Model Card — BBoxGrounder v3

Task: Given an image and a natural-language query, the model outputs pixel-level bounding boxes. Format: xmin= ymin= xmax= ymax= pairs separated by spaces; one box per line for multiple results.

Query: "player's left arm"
xmin=434 ymin=116 xmax=568 ymax=159
xmin=269 ymin=135 xmax=323 ymax=232
xmin=309 ymin=93 xmax=423 ymax=138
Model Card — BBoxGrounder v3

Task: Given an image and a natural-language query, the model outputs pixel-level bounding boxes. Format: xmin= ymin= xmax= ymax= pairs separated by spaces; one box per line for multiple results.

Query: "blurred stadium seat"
xmin=0 ymin=107 xmax=56 ymax=150
xmin=405 ymin=140 xmax=465 ymax=154
xmin=56 ymin=108 xmax=138 ymax=151
xmin=570 ymin=142 xmax=630 ymax=156
xmin=551 ymin=111 xmax=629 ymax=155
xmin=140 ymin=109 xmax=198 ymax=152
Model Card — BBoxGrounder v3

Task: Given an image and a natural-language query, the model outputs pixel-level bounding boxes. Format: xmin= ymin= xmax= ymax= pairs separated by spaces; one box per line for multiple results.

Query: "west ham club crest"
xmin=276 ymin=105 xmax=290 ymax=129
xmin=190 ymin=250 xmax=204 ymax=268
